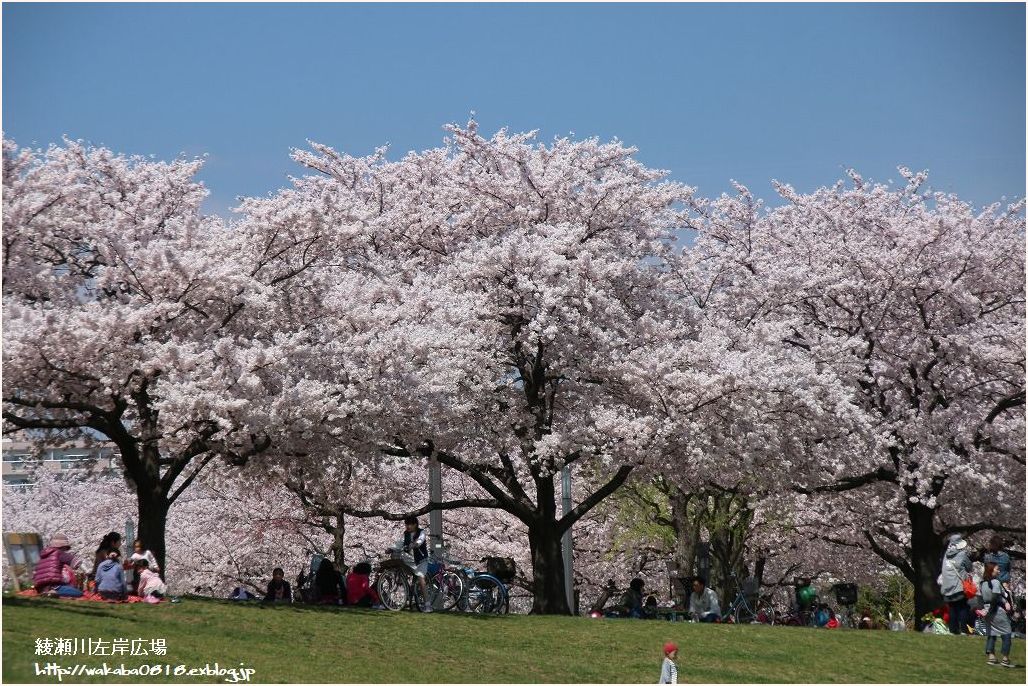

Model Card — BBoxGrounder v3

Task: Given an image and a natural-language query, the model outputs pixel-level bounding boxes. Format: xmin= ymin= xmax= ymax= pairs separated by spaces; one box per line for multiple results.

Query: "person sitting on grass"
xmin=95 ymin=549 xmax=127 ymax=601
xmin=688 ymin=576 xmax=720 ymax=622
xmin=604 ymin=577 xmax=653 ymax=618
xmin=33 ymin=533 xmax=85 ymax=598
xmin=91 ymin=531 xmax=122 ymax=581
xmin=622 ymin=578 xmax=647 ymax=618
xmin=314 ymin=558 xmax=344 ymax=605
xmin=134 ymin=559 xmax=166 ymax=599
xmin=345 ymin=562 xmax=379 ymax=607
xmin=264 ymin=567 xmax=293 ymax=604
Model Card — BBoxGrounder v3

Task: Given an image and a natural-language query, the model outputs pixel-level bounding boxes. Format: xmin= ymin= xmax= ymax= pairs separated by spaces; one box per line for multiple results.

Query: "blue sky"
xmin=3 ymin=2 xmax=1024 ymax=215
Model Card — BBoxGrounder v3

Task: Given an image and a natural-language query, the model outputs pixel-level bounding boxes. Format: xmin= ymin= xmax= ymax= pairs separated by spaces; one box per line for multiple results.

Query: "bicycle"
xmin=721 ymin=572 xmax=777 ymax=625
xmin=455 ymin=563 xmax=509 ymax=614
xmin=374 ymin=549 xmax=464 ymax=612
xmin=831 ymin=583 xmax=859 ymax=628
xmin=777 ymin=577 xmax=820 ymax=627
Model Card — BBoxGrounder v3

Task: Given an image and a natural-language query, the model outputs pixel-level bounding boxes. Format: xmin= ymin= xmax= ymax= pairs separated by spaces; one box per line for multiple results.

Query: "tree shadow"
xmin=3 ymin=596 xmax=148 ymax=622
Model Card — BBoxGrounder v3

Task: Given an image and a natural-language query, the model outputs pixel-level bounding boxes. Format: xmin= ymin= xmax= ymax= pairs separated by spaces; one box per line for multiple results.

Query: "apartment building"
xmin=2 ymin=437 xmax=120 ymax=488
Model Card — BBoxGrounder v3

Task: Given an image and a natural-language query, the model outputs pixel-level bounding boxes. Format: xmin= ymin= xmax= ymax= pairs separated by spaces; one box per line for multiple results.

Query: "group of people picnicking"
xmin=646 ymin=532 xmax=1021 ymax=682
xmin=232 ymin=516 xmax=432 ymax=608
xmin=29 ymin=523 xmax=1021 ymax=675
xmin=600 ymin=574 xmax=721 ymax=622
xmin=229 ymin=559 xmax=379 ymax=607
xmin=32 ymin=531 xmax=166 ymax=602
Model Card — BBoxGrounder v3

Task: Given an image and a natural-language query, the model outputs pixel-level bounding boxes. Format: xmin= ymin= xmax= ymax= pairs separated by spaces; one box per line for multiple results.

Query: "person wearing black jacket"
xmin=264 ymin=567 xmax=292 ymax=604
xmin=314 ymin=559 xmax=344 ymax=604
xmin=401 ymin=516 xmax=432 ymax=612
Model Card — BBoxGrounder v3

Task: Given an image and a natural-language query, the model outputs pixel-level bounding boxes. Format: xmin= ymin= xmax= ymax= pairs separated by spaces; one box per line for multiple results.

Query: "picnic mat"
xmin=17 ymin=588 xmax=162 ymax=604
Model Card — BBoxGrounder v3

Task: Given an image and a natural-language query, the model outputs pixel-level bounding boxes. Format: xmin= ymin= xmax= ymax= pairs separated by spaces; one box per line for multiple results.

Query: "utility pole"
xmin=428 ymin=452 xmax=445 ymax=610
xmin=561 ymin=464 xmax=574 ymax=614
xmin=428 ymin=453 xmax=444 ymax=553
xmin=124 ymin=517 xmax=134 ymax=559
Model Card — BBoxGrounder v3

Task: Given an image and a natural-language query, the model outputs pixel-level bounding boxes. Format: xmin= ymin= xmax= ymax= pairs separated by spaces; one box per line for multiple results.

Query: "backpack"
xmin=981 ymin=580 xmax=1012 ymax=615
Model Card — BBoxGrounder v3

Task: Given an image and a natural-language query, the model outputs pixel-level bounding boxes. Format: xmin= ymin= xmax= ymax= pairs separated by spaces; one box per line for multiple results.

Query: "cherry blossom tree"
xmin=235 ymin=122 xmax=755 ymax=613
xmin=0 ymin=465 xmax=331 ymax=596
xmin=1 ymin=137 xmax=324 ymax=573
xmin=683 ymin=170 xmax=1025 ymax=623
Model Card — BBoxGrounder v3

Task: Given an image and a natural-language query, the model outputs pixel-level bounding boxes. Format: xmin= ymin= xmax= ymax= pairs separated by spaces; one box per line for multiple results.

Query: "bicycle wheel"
xmin=375 ymin=567 xmax=412 ymax=611
xmin=734 ymin=601 xmax=755 ymax=624
xmin=466 ymin=575 xmax=504 ymax=614
xmin=755 ymin=601 xmax=776 ymax=625
xmin=435 ymin=571 xmax=464 ymax=611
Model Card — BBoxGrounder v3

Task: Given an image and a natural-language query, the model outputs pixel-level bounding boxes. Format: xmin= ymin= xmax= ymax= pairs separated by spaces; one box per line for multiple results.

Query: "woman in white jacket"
xmin=938 ymin=534 xmax=972 ymax=635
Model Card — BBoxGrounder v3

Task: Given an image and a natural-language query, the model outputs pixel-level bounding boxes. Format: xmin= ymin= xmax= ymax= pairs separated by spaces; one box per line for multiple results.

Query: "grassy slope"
xmin=2 ymin=595 xmax=1025 ymax=683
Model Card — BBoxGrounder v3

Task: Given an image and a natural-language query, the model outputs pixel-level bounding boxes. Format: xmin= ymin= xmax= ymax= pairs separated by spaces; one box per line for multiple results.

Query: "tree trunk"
xmin=136 ymin=491 xmax=170 ymax=580
xmin=708 ymin=494 xmax=754 ymax=610
xmin=907 ymin=501 xmax=944 ymax=630
xmin=528 ymin=524 xmax=571 ymax=615
xmin=670 ymin=490 xmax=699 ymax=576
xmin=331 ymin=510 xmax=346 ymax=570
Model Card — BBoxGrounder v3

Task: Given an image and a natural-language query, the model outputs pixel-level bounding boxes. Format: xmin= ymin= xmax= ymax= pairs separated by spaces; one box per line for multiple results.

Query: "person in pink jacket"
xmin=133 ymin=559 xmax=166 ymax=599
xmin=33 ymin=533 xmax=85 ymax=597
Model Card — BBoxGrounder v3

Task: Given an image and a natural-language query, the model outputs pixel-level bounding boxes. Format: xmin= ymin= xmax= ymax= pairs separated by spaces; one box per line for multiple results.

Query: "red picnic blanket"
xmin=17 ymin=588 xmax=161 ymax=603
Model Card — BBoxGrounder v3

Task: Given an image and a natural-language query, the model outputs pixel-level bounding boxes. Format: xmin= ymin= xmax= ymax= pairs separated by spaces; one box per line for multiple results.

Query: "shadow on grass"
xmin=217 ymin=599 xmax=515 ymax=620
xmin=2 ymin=596 xmax=149 ymax=623
xmin=5 ymin=593 xmax=518 ymax=623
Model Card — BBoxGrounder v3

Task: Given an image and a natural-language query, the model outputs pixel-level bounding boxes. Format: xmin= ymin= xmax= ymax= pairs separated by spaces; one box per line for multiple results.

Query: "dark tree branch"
xmin=863 ymin=530 xmax=914 ymax=580
xmin=558 ymin=465 xmax=635 ymax=532
xmin=793 ymin=466 xmax=898 ymax=494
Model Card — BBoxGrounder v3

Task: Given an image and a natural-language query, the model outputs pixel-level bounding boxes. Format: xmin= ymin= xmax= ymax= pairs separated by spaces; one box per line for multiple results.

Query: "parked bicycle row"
xmin=226 ymin=516 xmax=516 ymax=615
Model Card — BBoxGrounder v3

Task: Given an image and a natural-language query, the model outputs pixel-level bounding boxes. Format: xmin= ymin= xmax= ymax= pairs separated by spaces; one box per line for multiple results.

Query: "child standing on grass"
xmin=658 ymin=642 xmax=678 ymax=684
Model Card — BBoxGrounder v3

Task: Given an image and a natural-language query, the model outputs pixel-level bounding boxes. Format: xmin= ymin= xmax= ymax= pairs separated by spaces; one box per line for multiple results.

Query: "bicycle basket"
xmin=485 ymin=556 xmax=516 ymax=582
xmin=833 ymin=583 xmax=858 ymax=606
xmin=378 ymin=558 xmax=412 ymax=571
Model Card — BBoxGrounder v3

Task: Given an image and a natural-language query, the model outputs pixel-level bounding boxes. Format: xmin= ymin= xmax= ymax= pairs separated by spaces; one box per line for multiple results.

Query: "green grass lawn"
xmin=2 ymin=595 xmax=1024 ymax=683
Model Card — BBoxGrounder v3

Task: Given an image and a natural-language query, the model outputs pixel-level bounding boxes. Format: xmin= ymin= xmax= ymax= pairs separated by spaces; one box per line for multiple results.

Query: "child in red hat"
xmin=659 ymin=642 xmax=678 ymax=683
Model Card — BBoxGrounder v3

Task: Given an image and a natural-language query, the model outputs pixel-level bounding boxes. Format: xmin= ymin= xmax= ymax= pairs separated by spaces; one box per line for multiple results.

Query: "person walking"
xmin=658 ymin=642 xmax=678 ymax=684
